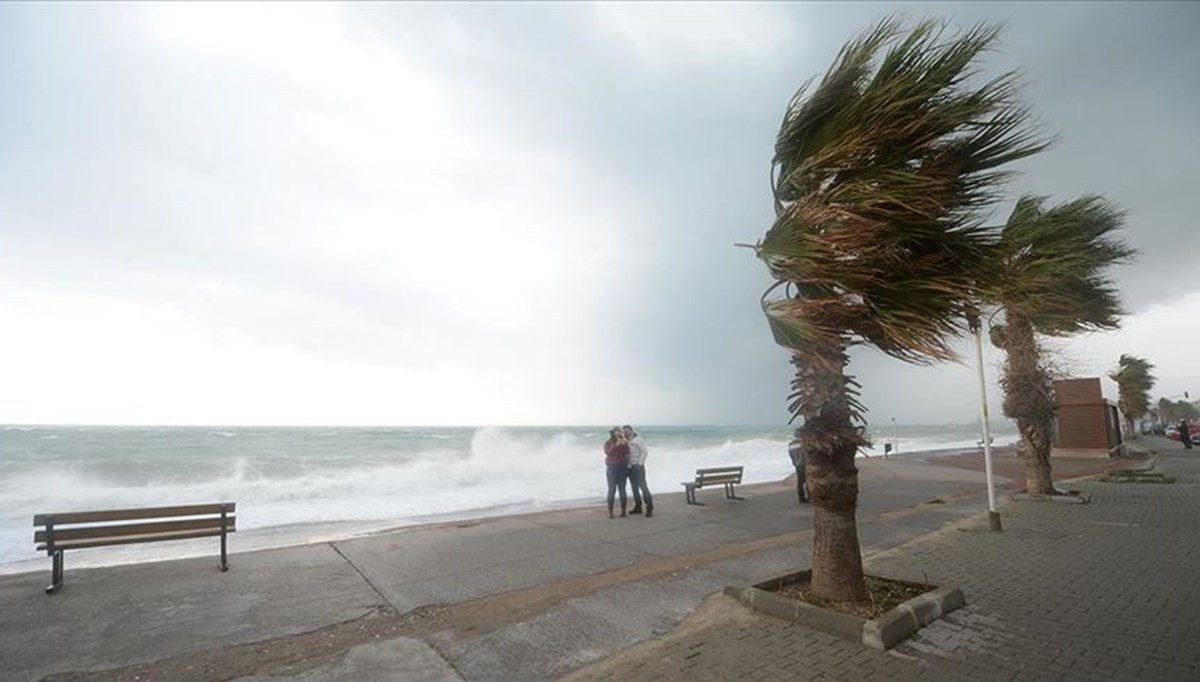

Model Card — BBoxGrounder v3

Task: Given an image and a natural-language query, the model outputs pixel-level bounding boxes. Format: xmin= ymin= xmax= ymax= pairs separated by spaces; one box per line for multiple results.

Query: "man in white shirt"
xmin=623 ymin=425 xmax=653 ymax=517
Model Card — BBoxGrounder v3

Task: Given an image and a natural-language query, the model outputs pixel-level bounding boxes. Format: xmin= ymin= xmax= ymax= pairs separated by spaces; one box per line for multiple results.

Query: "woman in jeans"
xmin=623 ymin=425 xmax=653 ymax=517
xmin=603 ymin=427 xmax=630 ymax=518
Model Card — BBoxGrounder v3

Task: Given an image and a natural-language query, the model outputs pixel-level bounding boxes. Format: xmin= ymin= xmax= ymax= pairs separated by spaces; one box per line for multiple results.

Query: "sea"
xmin=0 ymin=423 xmax=1017 ymax=574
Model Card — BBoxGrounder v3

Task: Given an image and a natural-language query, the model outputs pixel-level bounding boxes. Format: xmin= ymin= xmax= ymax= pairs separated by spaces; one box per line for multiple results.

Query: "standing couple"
xmin=602 ymin=425 xmax=654 ymax=519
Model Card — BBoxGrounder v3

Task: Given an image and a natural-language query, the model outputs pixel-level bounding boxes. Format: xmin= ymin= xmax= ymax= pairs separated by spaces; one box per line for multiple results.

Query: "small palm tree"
xmin=1109 ymin=354 xmax=1156 ymax=439
xmin=987 ymin=196 xmax=1134 ymax=494
xmin=751 ymin=17 xmax=1045 ymax=602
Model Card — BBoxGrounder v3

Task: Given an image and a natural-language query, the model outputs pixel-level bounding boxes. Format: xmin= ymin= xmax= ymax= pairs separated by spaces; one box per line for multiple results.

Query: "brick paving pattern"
xmin=575 ymin=444 xmax=1200 ymax=681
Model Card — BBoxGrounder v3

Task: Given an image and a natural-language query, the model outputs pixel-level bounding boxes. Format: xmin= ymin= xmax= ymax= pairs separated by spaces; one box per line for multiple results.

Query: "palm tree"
xmin=987 ymin=196 xmax=1134 ymax=494
xmin=1109 ymin=354 xmax=1156 ymax=439
xmin=750 ymin=17 xmax=1046 ymax=602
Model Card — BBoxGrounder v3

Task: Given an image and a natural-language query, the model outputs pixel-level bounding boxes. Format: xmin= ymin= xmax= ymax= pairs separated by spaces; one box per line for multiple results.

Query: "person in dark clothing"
xmin=788 ymin=428 xmax=808 ymax=503
xmin=603 ymin=427 xmax=630 ymax=518
xmin=1181 ymin=420 xmax=1194 ymax=450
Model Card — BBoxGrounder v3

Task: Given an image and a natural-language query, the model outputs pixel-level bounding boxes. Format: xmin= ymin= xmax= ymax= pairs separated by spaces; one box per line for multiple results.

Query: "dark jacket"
xmin=604 ymin=438 xmax=630 ymax=467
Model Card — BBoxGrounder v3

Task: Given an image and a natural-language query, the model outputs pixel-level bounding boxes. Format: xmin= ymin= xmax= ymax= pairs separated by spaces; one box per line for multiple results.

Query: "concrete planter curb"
xmin=724 ymin=570 xmax=966 ymax=650
xmin=1010 ymin=491 xmax=1091 ymax=503
xmin=1101 ymin=469 xmax=1175 ymax=483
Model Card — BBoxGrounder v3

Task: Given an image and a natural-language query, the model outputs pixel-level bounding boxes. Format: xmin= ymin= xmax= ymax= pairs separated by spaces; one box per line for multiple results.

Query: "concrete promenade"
xmin=0 ymin=443 xmax=1167 ymax=681
xmin=572 ymin=436 xmax=1200 ymax=681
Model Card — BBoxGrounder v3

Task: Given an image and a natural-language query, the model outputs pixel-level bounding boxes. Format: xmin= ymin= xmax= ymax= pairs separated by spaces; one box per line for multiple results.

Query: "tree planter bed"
xmin=724 ymin=570 xmax=965 ymax=650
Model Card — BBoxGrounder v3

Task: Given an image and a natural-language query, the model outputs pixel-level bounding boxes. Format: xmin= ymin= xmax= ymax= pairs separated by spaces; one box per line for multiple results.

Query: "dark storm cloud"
xmin=1 ymin=2 xmax=1195 ymax=425
xmin=351 ymin=2 xmax=1198 ymax=422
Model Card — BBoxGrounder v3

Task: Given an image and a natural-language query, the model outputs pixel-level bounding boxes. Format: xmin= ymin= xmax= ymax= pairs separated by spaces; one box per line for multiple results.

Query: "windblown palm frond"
xmin=991 ymin=195 xmax=1135 ymax=335
xmin=1110 ymin=354 xmax=1156 ymax=421
xmin=756 ymin=17 xmax=1048 ymax=397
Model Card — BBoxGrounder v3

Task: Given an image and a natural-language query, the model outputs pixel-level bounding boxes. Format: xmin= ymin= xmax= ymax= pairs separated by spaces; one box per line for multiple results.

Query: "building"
xmin=1053 ymin=377 xmax=1123 ymax=458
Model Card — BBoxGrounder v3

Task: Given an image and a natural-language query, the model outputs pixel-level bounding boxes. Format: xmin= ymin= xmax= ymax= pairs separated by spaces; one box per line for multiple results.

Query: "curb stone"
xmin=1010 ymin=492 xmax=1091 ymax=504
xmin=724 ymin=570 xmax=966 ymax=650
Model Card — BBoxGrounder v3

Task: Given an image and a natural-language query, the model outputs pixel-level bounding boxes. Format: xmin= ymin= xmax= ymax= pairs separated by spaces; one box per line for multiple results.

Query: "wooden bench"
xmin=33 ymin=502 xmax=236 ymax=594
xmin=681 ymin=466 xmax=744 ymax=505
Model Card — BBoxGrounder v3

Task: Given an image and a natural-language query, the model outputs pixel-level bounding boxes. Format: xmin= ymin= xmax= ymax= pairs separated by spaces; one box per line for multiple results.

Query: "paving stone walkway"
xmin=571 ymin=439 xmax=1200 ymax=681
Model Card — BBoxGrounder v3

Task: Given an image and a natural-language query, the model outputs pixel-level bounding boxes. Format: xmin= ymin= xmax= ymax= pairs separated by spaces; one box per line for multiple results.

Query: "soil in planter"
xmin=773 ymin=577 xmax=928 ymax=620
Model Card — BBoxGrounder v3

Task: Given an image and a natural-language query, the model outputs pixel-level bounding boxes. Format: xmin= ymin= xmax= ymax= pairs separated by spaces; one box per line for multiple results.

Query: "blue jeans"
xmin=606 ymin=464 xmax=629 ymax=511
xmin=629 ymin=464 xmax=653 ymax=510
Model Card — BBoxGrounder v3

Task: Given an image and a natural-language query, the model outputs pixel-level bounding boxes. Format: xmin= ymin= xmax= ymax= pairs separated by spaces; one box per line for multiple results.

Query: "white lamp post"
xmin=969 ymin=312 xmax=1002 ymax=532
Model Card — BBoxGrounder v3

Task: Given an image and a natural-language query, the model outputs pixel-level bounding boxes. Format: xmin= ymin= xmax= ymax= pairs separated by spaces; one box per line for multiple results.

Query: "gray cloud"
xmin=1 ymin=2 xmax=1195 ymax=426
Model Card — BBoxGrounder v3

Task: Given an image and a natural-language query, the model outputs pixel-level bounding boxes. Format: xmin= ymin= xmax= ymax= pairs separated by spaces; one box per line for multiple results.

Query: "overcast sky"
xmin=1 ymin=2 xmax=1196 ymax=427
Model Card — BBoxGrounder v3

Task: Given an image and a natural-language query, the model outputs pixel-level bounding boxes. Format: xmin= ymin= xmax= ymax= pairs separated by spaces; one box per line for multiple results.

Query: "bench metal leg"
xmin=220 ymin=508 xmax=230 ymax=572
xmin=685 ymin=485 xmax=704 ymax=505
xmin=45 ymin=550 xmax=63 ymax=594
xmin=725 ymin=483 xmax=744 ymax=501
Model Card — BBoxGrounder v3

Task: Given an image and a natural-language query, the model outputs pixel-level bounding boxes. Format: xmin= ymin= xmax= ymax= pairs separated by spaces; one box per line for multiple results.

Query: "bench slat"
xmin=35 ymin=516 xmax=236 ymax=544
xmin=697 ymin=475 xmax=741 ymax=486
xmin=34 ymin=503 xmax=236 ymax=526
xmin=696 ymin=467 xmax=743 ymax=475
xmin=37 ymin=526 xmax=237 ymax=552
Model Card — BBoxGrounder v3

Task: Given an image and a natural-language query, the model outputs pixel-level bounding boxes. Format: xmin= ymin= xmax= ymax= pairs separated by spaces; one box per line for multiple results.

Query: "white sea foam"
xmin=862 ymin=434 xmax=1019 ymax=457
xmin=0 ymin=427 xmax=776 ymax=568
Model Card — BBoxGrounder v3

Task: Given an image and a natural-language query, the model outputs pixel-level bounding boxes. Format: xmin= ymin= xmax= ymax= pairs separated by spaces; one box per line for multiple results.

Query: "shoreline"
xmin=0 ymin=443 xmax=1012 ymax=577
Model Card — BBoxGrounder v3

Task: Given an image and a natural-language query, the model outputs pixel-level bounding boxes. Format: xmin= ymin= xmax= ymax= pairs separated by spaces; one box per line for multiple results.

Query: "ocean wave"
xmin=861 ymin=434 xmax=1019 ymax=456
xmin=0 ymin=424 xmax=1015 ymax=567
xmin=0 ymin=427 xmax=795 ymax=564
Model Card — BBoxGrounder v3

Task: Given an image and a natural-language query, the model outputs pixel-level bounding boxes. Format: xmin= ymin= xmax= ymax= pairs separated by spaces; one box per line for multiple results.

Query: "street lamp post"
xmin=891 ymin=417 xmax=898 ymax=457
xmin=968 ymin=312 xmax=1002 ymax=532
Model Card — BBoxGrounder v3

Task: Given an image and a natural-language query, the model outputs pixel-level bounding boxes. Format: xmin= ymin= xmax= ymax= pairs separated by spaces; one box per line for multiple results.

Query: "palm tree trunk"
xmin=1000 ymin=312 xmax=1057 ymax=495
xmin=1020 ymin=430 xmax=1055 ymax=494
xmin=792 ymin=343 xmax=867 ymax=603
xmin=810 ymin=461 xmax=865 ymax=601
